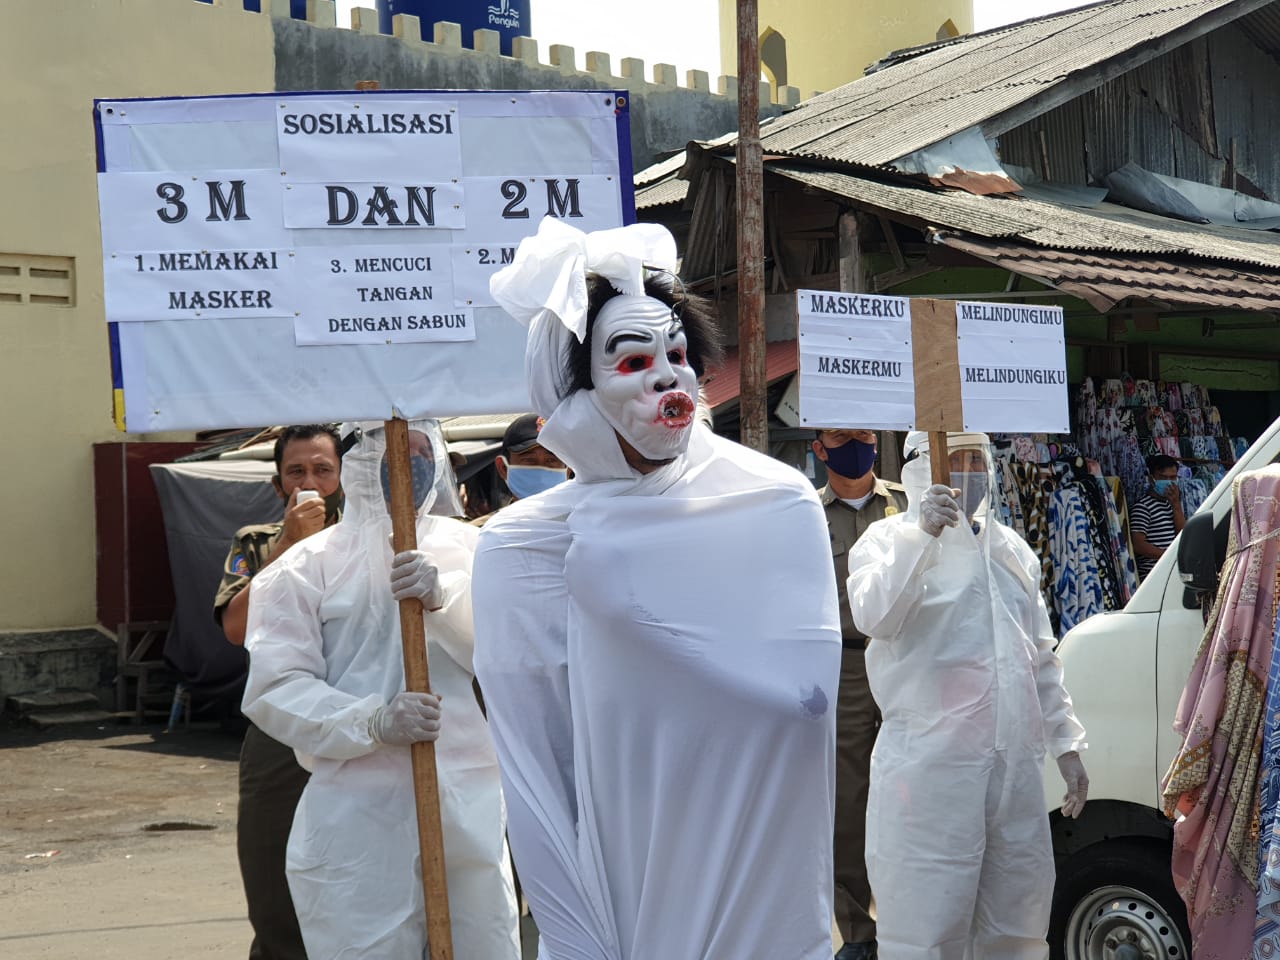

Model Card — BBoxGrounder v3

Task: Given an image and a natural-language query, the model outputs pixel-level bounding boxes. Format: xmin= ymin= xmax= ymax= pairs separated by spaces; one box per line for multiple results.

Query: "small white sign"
xmin=293 ymin=308 xmax=476 ymax=346
xmin=797 ymin=289 xmax=915 ymax=430
xmin=97 ymin=170 xmax=289 ymax=253
xmin=275 ymin=99 xmax=462 ymax=181
xmin=450 ymin=241 xmax=519 ymax=305
xmin=105 ymin=248 xmax=297 ymax=321
xmin=955 ymin=301 xmax=1070 ymax=432
xmin=281 ymin=179 xmax=465 ymax=230
xmin=463 ymin=175 xmax=623 ymax=240
xmin=292 ymin=245 xmax=473 ymax=346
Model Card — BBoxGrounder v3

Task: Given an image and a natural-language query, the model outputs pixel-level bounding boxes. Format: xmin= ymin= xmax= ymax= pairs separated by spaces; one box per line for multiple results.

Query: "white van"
xmin=1041 ymin=427 xmax=1272 ymax=960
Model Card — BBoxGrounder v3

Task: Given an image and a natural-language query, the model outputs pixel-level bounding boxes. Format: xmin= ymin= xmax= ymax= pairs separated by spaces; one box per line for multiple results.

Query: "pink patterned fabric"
xmin=1162 ymin=467 xmax=1280 ymax=960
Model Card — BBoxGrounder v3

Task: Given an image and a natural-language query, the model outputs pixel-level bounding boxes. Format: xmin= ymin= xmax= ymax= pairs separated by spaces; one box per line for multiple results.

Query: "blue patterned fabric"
xmin=1179 ymin=478 xmax=1210 ymax=517
xmin=1048 ymin=485 xmax=1106 ymax=634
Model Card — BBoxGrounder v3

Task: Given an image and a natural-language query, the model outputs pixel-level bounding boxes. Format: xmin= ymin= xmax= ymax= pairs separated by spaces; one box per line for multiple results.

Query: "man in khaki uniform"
xmin=214 ymin=423 xmax=343 ymax=960
xmin=814 ymin=428 xmax=907 ymax=960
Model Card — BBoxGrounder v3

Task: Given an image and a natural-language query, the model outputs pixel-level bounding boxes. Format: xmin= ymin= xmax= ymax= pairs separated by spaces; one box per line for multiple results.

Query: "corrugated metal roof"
xmin=701 ymin=340 xmax=799 ymax=409
xmin=938 ymin=236 xmax=1280 ymax=311
xmin=635 ymin=175 xmax=689 ymax=210
xmin=769 ymin=164 xmax=1280 ymax=270
xmin=732 ymin=0 xmax=1270 ymax=167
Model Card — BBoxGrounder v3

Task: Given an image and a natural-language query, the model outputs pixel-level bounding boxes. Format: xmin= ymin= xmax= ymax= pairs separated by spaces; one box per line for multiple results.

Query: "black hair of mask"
xmin=565 ymin=273 xmax=724 ymax=395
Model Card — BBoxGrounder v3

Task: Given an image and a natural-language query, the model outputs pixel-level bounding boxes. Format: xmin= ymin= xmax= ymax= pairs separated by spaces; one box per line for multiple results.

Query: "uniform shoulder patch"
xmin=231 ymin=554 xmax=250 ymax=577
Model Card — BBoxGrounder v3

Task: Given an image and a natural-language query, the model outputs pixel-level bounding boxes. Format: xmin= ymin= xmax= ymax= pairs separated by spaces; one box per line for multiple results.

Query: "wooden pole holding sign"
xmin=355 ymin=75 xmax=452 ymax=960
xmin=909 ymin=298 xmax=963 ymax=487
xmin=384 ymin=415 xmax=454 ymax=960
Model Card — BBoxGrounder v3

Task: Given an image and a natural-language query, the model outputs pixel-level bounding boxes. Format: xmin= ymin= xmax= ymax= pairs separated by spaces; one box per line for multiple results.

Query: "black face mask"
xmin=323 ymin=486 xmax=345 ymax=524
xmin=822 ymin=437 xmax=877 ymax=480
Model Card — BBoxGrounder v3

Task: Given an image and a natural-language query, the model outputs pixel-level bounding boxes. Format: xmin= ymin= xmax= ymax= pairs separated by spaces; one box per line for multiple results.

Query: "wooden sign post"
xmin=353 ymin=75 xmax=453 ymax=960
xmin=384 ymin=416 xmax=454 ymax=960
xmin=909 ymin=298 xmax=964 ymax=485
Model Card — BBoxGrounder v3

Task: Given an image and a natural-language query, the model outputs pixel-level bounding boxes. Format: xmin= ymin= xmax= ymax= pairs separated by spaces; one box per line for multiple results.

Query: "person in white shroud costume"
xmin=846 ymin=431 xmax=1089 ymax=960
xmin=241 ymin=419 xmax=520 ymax=960
xmin=472 ymin=218 xmax=843 ymax=960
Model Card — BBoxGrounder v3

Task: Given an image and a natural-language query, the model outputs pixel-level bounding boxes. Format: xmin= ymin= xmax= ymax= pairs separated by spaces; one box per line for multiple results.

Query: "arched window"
xmin=759 ymin=26 xmax=788 ymax=90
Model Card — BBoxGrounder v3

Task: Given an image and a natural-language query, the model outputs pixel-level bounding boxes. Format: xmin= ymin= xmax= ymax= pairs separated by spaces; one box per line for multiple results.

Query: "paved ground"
xmin=0 ymin=720 xmax=541 ymax=959
xmin=1 ymin=720 xmax=837 ymax=958
xmin=0 ymin=722 xmax=249 ymax=959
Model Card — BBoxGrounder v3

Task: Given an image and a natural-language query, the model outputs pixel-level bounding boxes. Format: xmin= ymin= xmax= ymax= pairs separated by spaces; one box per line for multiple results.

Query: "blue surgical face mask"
xmin=1153 ymin=478 xmax=1176 ymax=495
xmin=506 ymin=464 xmax=568 ymax=499
xmin=822 ymin=437 xmax=877 ymax=480
xmin=380 ymin=453 xmax=435 ymax=511
xmin=949 ymin=471 xmax=989 ymax=518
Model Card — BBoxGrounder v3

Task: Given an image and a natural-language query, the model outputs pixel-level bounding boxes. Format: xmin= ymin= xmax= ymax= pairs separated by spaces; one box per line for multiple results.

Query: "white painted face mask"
xmin=589 ymin=294 xmax=699 ymax=462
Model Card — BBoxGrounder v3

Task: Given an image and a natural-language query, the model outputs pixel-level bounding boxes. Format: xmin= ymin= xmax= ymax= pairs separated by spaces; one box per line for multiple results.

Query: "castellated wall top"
xmin=251 ymin=0 xmax=795 ymax=170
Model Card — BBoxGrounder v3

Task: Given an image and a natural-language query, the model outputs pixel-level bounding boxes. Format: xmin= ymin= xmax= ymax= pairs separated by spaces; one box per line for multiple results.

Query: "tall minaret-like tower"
xmin=718 ymin=0 xmax=975 ymax=98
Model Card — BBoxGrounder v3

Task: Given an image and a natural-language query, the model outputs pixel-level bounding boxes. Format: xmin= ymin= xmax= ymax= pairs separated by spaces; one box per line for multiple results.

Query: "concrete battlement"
xmin=196 ymin=0 xmax=802 ymax=107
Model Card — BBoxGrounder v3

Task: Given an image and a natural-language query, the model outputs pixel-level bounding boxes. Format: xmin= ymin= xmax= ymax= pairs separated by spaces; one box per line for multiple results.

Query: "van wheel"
xmin=1049 ymin=839 xmax=1189 ymax=960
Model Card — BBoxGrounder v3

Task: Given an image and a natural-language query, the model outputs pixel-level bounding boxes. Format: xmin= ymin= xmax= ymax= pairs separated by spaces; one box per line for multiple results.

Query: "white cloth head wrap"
xmin=489 ymin=217 xmax=679 ymax=418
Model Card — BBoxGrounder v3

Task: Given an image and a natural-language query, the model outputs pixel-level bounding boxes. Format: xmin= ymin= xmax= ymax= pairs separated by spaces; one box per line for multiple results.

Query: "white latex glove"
xmin=369 ymin=691 xmax=442 ymax=746
xmin=390 ymin=550 xmax=443 ymax=610
xmin=1057 ymin=751 xmax=1089 ymax=819
xmin=918 ymin=484 xmax=962 ymax=537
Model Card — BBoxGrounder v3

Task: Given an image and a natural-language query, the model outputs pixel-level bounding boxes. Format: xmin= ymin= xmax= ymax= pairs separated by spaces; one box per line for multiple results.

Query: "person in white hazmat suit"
xmin=471 ymin=218 xmax=842 ymax=960
xmin=846 ymin=431 xmax=1089 ymax=960
xmin=241 ymin=419 xmax=520 ymax=960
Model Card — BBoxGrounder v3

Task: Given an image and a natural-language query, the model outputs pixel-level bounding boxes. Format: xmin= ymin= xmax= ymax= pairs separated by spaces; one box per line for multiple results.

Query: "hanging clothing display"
xmin=989 ymin=446 xmax=1138 ymax=637
xmin=1075 ymin=375 xmax=1243 ymax=510
xmin=1160 ymin=465 xmax=1280 ymax=960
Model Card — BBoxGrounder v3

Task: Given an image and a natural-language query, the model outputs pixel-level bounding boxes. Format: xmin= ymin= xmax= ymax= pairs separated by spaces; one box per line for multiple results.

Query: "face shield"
xmin=337 ymin=419 xmax=465 ymax=526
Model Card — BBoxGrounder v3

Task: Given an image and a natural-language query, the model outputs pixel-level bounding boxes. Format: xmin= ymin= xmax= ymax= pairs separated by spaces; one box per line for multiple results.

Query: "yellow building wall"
xmin=0 ymin=0 xmax=274 ymax=630
xmin=718 ymin=0 xmax=974 ymax=97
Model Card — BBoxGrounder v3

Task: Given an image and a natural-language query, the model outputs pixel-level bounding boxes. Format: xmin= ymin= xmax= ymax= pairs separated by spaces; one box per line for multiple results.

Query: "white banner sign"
xmin=94 ymin=89 xmax=633 ymax=430
xmin=105 ymin=248 xmax=297 ymax=322
xmin=281 ymin=179 xmax=465 ymax=229
xmin=955 ymin=301 xmax=1070 ymax=432
xmin=275 ymin=98 xmax=463 ymax=181
xmin=797 ymin=290 xmax=916 ymax=430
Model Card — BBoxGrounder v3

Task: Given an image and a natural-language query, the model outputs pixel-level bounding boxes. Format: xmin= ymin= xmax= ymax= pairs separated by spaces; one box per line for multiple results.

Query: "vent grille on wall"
xmin=0 ymin=253 xmax=75 ymax=306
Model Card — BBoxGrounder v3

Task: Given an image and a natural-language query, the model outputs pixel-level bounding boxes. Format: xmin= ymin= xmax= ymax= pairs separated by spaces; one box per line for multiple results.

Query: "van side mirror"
xmin=1178 ymin=511 xmax=1229 ymax=608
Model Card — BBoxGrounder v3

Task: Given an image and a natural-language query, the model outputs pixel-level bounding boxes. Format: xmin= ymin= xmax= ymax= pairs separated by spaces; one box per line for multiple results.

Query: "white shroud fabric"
xmin=242 ymin=421 xmax=519 ymax=960
xmin=473 ymin=410 xmax=842 ymax=960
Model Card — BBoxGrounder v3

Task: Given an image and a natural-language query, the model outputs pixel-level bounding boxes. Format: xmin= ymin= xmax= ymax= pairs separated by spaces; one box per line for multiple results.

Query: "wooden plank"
xmin=911 ymin=298 xmax=963 ymax=485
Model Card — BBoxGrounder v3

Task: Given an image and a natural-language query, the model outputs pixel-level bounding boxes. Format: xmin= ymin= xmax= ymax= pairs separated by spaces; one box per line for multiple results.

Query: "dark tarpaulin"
xmin=149 ymin=460 xmax=279 ymax=695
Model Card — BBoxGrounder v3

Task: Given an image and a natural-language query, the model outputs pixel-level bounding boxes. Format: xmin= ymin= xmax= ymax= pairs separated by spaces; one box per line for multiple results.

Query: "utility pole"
xmin=736 ymin=0 xmax=767 ymax=452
